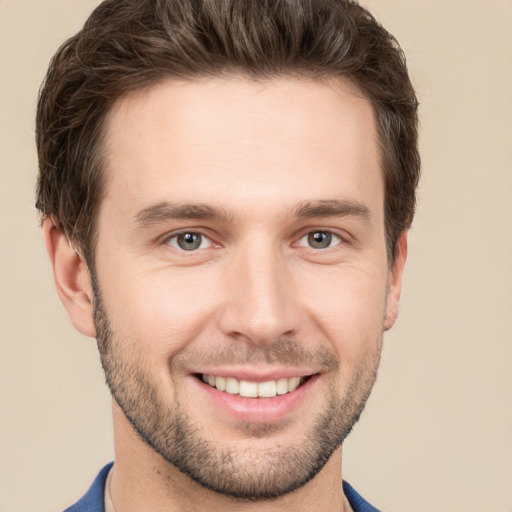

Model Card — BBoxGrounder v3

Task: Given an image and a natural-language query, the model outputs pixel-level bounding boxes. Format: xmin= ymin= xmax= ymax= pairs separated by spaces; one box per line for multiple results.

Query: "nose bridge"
xmin=218 ymin=235 xmax=299 ymax=344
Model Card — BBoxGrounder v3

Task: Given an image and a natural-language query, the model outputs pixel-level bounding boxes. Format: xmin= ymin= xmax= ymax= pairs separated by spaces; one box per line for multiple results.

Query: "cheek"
xmin=298 ymin=264 xmax=388 ymax=357
xmin=99 ymin=263 xmax=221 ymax=359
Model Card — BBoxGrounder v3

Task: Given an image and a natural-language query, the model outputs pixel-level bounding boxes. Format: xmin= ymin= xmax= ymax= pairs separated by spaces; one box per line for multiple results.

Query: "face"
xmin=89 ymin=77 xmax=405 ymax=499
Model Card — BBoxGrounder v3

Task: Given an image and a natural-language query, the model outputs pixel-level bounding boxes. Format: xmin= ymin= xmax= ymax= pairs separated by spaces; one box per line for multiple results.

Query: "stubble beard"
xmin=92 ymin=286 xmax=383 ymax=500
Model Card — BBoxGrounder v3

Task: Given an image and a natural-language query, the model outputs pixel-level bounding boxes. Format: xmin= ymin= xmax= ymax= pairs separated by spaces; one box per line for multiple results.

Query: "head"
xmin=37 ymin=0 xmax=419 ymax=502
xmin=36 ymin=0 xmax=419 ymax=266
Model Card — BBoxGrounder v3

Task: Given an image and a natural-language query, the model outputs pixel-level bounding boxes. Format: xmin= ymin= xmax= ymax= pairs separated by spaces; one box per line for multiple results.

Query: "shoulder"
xmin=343 ymin=481 xmax=382 ymax=512
xmin=63 ymin=462 xmax=113 ymax=512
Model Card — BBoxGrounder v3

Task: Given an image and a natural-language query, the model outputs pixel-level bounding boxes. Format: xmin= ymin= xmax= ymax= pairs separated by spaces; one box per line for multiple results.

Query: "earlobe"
xmin=384 ymin=231 xmax=408 ymax=331
xmin=43 ymin=219 xmax=96 ymax=338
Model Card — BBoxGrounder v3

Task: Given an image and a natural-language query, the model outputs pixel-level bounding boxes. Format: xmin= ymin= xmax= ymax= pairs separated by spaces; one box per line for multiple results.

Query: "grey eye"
xmin=298 ymin=231 xmax=341 ymax=249
xmin=308 ymin=231 xmax=331 ymax=249
xmin=168 ymin=232 xmax=210 ymax=251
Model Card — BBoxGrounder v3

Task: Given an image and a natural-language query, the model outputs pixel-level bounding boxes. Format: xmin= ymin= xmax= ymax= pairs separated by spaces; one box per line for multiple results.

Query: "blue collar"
xmin=63 ymin=462 xmax=112 ymax=512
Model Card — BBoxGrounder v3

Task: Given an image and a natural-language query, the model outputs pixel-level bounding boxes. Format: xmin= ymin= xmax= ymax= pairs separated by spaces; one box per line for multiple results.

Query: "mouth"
xmin=197 ymin=373 xmax=313 ymax=398
xmin=192 ymin=371 xmax=320 ymax=424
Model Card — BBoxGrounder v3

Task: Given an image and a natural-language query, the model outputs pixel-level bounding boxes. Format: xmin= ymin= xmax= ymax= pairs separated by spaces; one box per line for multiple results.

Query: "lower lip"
xmin=193 ymin=374 xmax=319 ymax=423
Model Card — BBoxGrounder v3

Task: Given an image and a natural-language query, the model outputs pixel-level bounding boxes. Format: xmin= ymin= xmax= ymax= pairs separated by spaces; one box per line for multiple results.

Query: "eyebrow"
xmin=292 ymin=199 xmax=371 ymax=221
xmin=132 ymin=198 xmax=371 ymax=228
xmin=133 ymin=202 xmax=233 ymax=227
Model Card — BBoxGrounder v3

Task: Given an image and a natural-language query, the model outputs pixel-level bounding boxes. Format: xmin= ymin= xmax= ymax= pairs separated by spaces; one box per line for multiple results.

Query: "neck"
xmin=110 ymin=406 xmax=350 ymax=512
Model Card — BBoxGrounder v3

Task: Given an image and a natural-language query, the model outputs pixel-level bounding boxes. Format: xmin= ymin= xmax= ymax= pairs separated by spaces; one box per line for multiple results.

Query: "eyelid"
xmin=293 ymin=227 xmax=348 ymax=247
xmin=157 ymin=226 xmax=349 ymax=251
xmin=298 ymin=230 xmax=342 ymax=249
xmin=162 ymin=228 xmax=219 ymax=250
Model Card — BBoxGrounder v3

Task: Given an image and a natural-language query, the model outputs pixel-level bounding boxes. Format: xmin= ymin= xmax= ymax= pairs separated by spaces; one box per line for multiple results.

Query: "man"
xmin=36 ymin=0 xmax=419 ymax=510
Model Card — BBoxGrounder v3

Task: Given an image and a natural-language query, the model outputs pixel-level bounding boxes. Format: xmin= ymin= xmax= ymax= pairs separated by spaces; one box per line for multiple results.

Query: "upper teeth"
xmin=201 ymin=374 xmax=303 ymax=398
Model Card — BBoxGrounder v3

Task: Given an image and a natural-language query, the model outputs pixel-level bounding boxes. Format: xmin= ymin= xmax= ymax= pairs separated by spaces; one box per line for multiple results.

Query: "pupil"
xmin=178 ymin=233 xmax=201 ymax=250
xmin=308 ymin=231 xmax=331 ymax=249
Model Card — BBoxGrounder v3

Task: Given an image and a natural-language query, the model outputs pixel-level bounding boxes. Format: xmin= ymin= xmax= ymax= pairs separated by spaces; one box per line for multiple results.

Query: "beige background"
xmin=1 ymin=1 xmax=511 ymax=511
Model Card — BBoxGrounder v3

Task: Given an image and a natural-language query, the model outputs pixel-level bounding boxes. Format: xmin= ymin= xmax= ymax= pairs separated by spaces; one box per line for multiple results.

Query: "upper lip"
xmin=190 ymin=368 xmax=318 ymax=382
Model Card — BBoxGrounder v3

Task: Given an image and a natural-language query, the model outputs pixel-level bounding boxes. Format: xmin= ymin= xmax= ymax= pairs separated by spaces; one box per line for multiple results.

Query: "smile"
xmin=194 ymin=372 xmax=320 ymax=423
xmin=201 ymin=374 xmax=305 ymax=398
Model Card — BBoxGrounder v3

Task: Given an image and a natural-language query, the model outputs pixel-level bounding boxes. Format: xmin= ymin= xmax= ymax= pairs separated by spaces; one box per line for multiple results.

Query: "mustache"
xmin=172 ymin=337 xmax=339 ymax=371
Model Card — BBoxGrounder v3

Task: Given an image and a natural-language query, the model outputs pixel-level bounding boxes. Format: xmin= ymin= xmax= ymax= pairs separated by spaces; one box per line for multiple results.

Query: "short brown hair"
xmin=36 ymin=0 xmax=419 ymax=264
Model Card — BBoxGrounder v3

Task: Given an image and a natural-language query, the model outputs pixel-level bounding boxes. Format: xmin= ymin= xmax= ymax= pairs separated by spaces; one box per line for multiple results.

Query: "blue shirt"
xmin=64 ymin=462 xmax=381 ymax=512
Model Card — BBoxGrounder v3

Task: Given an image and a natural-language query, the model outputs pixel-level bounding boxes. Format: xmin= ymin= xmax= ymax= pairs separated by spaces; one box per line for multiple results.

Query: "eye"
xmin=166 ymin=232 xmax=212 ymax=251
xmin=298 ymin=231 xmax=342 ymax=250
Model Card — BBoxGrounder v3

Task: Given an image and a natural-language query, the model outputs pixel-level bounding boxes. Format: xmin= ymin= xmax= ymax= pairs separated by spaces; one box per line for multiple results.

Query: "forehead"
xmin=101 ymin=76 xmax=382 ymax=220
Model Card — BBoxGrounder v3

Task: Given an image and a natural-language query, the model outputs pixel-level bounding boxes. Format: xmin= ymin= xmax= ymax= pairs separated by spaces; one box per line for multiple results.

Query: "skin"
xmin=44 ymin=76 xmax=407 ymax=512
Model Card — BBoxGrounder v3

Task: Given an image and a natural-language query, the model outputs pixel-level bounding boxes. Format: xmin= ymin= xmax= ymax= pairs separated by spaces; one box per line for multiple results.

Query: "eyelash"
xmin=164 ymin=228 xmax=345 ymax=252
xmin=296 ymin=230 xmax=343 ymax=250
xmin=165 ymin=230 xmax=216 ymax=251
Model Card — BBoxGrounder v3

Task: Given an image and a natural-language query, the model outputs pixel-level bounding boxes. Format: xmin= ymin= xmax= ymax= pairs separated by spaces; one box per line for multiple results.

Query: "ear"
xmin=384 ymin=231 xmax=408 ymax=331
xmin=43 ymin=219 xmax=96 ymax=338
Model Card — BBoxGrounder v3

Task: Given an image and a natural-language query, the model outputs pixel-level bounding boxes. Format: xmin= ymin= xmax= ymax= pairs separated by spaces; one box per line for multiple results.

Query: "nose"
xmin=217 ymin=242 xmax=301 ymax=345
